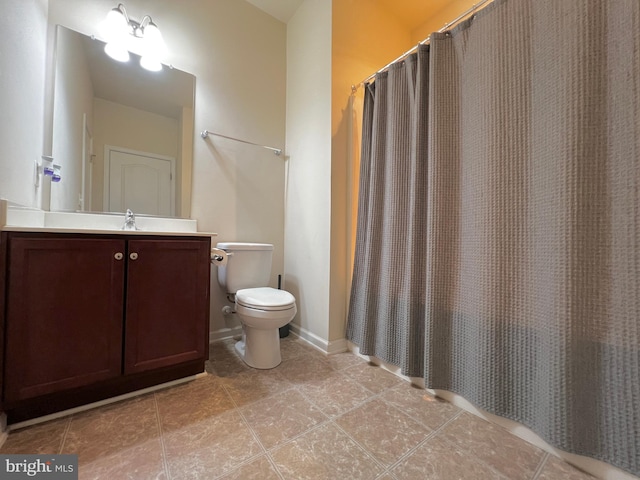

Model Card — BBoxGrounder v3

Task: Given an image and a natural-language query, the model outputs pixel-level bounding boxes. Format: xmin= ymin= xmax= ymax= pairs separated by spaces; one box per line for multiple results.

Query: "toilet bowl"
xmin=234 ymin=287 xmax=296 ymax=369
xmin=214 ymin=242 xmax=297 ymax=369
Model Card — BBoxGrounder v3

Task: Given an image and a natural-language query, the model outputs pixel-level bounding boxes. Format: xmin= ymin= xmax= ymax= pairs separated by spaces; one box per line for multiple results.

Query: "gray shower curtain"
xmin=346 ymin=0 xmax=640 ymax=476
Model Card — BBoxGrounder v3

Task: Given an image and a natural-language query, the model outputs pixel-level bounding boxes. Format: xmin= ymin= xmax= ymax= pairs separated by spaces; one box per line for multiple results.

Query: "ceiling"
xmin=245 ymin=0 xmax=454 ymax=30
xmin=245 ymin=0 xmax=304 ymax=23
xmin=376 ymin=0 xmax=454 ymax=31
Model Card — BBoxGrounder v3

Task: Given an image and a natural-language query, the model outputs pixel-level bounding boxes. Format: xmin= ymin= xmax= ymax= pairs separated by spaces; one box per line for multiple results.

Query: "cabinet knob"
xmin=130 ymin=252 xmax=139 ymax=260
xmin=114 ymin=252 xmax=124 ymax=260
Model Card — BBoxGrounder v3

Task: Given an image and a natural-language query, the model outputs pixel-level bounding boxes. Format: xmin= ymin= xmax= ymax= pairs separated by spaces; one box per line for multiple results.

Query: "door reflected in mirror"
xmin=51 ymin=25 xmax=195 ymax=218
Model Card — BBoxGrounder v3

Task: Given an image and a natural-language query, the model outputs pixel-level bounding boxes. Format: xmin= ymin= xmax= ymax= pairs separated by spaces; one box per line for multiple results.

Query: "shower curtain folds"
xmin=346 ymin=0 xmax=640 ymax=476
xmin=347 ymin=45 xmax=431 ymax=378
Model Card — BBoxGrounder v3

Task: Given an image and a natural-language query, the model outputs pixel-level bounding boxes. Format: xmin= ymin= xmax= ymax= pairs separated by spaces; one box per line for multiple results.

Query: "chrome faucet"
xmin=122 ymin=209 xmax=137 ymax=231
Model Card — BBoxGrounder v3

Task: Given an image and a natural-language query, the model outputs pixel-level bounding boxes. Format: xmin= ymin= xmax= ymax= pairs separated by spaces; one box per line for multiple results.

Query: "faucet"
xmin=122 ymin=209 xmax=137 ymax=231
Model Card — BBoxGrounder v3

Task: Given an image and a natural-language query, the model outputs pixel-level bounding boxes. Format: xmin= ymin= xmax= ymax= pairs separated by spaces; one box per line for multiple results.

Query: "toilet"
xmin=215 ymin=242 xmax=296 ymax=369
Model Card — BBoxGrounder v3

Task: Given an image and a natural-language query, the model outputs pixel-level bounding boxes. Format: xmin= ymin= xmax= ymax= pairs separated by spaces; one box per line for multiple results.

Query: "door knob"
xmin=114 ymin=252 xmax=123 ymax=260
xmin=130 ymin=252 xmax=139 ymax=260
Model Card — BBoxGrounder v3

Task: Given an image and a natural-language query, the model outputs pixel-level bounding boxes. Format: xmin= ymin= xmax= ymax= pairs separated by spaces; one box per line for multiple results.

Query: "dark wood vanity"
xmin=0 ymin=230 xmax=211 ymax=423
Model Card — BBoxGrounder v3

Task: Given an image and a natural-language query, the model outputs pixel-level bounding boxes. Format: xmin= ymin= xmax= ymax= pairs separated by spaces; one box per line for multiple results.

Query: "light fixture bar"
xmin=103 ymin=3 xmax=166 ymax=71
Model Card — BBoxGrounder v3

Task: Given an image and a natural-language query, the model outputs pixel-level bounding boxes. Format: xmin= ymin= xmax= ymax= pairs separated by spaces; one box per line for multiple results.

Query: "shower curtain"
xmin=346 ymin=0 xmax=640 ymax=476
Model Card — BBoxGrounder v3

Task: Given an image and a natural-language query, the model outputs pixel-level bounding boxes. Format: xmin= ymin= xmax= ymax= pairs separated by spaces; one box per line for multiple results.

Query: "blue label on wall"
xmin=0 ymin=455 xmax=78 ymax=479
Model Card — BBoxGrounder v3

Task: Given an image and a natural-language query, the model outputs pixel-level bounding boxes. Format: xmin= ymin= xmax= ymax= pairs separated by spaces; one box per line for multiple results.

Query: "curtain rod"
xmin=351 ymin=0 xmax=493 ymax=93
xmin=200 ymin=130 xmax=282 ymax=156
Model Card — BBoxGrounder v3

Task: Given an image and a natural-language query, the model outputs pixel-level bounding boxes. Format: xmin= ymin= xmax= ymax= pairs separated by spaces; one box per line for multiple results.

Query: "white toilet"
xmin=215 ymin=242 xmax=296 ymax=369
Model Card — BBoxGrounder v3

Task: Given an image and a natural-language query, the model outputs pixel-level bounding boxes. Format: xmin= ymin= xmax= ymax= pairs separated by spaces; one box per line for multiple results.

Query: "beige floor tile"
xmin=271 ymin=422 xmax=384 ymax=480
xmin=2 ymin=338 xmax=603 ymax=480
xmin=217 ymin=455 xmax=281 ymax=480
xmin=62 ymin=395 xmax=159 ymax=464
xmin=210 ymin=338 xmax=238 ymax=352
xmin=155 ymin=375 xmax=235 ymax=432
xmin=298 ymin=372 xmax=376 ymax=417
xmin=276 ymin=355 xmax=336 ymax=385
xmin=280 ymin=337 xmax=318 ymax=361
xmin=380 ymin=384 xmax=459 ymax=430
xmin=164 ymin=410 xmax=262 ymax=479
xmin=323 ymin=351 xmax=367 ymax=371
xmin=336 ymin=398 xmax=430 ymax=467
xmin=342 ymin=363 xmax=404 ymax=394
xmin=241 ymin=389 xmax=327 ymax=449
xmin=537 ymin=455 xmax=596 ymax=479
xmin=78 ymin=437 xmax=166 ymax=480
xmin=391 ymin=435 xmax=505 ymax=479
xmin=222 ymin=368 xmax=293 ymax=407
xmin=438 ymin=412 xmax=543 ymax=480
xmin=0 ymin=417 xmax=70 ymax=454
xmin=207 ymin=339 xmax=252 ymax=378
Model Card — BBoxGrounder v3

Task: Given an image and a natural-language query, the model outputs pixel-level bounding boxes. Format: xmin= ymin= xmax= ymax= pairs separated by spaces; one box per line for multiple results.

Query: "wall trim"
xmin=210 ymin=326 xmax=242 ymax=343
xmin=289 ymin=323 xmax=348 ymax=355
xmin=347 ymin=341 xmax=637 ymax=480
xmin=5 ymin=373 xmax=205 ymax=433
xmin=209 ymin=324 xmax=348 ymax=356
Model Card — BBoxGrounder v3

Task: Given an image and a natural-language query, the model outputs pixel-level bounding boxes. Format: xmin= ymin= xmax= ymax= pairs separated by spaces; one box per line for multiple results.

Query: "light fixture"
xmin=102 ymin=3 xmax=166 ymax=71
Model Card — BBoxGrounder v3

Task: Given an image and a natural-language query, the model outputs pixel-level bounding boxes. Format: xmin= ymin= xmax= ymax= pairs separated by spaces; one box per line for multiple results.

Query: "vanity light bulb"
xmin=140 ymin=55 xmax=162 ymax=72
xmin=140 ymin=21 xmax=165 ymax=71
xmin=143 ymin=22 xmax=163 ymax=47
xmin=105 ymin=42 xmax=130 ymax=62
xmin=103 ymin=7 xmax=129 ymax=39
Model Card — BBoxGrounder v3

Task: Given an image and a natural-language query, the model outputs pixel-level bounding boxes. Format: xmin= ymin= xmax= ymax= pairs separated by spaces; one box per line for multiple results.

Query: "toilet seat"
xmin=236 ymin=287 xmax=295 ymax=311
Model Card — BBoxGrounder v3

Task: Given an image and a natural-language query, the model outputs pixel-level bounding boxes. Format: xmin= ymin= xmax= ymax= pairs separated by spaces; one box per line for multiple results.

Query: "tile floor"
xmin=1 ymin=336 xmax=596 ymax=480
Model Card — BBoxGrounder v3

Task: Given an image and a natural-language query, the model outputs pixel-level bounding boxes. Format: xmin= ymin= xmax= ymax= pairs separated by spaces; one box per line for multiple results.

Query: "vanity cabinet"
xmin=123 ymin=239 xmax=209 ymax=374
xmin=0 ymin=231 xmax=210 ymax=422
xmin=4 ymin=236 xmax=125 ymax=403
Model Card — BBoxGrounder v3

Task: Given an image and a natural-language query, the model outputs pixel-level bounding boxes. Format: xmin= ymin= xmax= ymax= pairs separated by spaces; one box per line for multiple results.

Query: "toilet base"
xmin=234 ymin=339 xmax=246 ymax=357
xmin=236 ymin=327 xmax=282 ymax=369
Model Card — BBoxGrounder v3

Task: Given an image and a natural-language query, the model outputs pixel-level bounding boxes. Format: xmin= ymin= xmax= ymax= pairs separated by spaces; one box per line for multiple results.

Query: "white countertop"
xmin=0 ymin=200 xmax=217 ymax=237
xmin=1 ymin=225 xmax=217 ymax=237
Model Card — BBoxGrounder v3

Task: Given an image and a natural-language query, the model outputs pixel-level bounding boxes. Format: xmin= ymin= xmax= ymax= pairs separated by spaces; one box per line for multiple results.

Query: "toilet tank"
xmin=216 ymin=242 xmax=274 ymax=293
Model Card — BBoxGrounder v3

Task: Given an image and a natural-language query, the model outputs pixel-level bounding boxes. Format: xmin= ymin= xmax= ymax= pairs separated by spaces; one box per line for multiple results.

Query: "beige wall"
xmin=0 ymin=0 xmax=48 ymax=209
xmin=285 ymin=0 xmax=333 ymax=345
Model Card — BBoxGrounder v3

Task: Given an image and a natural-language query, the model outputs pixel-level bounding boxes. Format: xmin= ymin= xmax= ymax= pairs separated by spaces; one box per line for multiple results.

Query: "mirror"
xmin=51 ymin=25 xmax=195 ymax=218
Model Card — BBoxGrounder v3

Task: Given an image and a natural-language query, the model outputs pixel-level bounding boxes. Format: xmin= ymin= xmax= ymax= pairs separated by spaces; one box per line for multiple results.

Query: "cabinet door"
xmin=4 ymin=236 xmax=125 ymax=402
xmin=124 ymin=238 xmax=210 ymax=374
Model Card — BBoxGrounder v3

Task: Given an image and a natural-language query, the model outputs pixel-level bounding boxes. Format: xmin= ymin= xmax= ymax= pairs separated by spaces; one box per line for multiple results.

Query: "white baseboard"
xmin=209 ymin=322 xmax=349 ymax=356
xmin=6 ymin=373 xmax=205 ymax=432
xmin=288 ymin=323 xmax=348 ymax=355
xmin=346 ymin=342 xmax=637 ymax=480
xmin=210 ymin=326 xmax=242 ymax=343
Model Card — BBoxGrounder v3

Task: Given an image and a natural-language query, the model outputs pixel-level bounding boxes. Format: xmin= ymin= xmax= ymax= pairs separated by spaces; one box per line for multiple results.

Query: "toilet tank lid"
xmin=216 ymin=242 xmax=273 ymax=251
